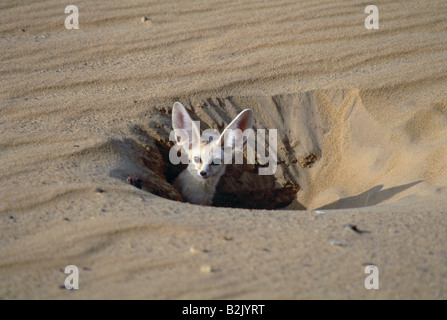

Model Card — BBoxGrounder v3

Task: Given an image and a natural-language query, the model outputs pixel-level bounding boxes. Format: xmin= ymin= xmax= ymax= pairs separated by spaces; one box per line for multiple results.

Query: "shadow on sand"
xmin=317 ymin=180 xmax=423 ymax=210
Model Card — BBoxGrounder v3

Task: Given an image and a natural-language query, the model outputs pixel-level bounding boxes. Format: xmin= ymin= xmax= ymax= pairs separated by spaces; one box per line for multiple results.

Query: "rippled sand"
xmin=1 ymin=0 xmax=447 ymax=299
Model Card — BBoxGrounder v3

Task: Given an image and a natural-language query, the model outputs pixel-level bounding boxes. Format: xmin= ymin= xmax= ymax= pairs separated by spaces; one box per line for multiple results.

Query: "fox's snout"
xmin=188 ymin=153 xmax=224 ymax=180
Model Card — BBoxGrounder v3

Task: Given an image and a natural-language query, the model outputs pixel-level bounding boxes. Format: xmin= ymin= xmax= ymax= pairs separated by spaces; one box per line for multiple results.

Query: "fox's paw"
xmin=126 ymin=175 xmax=143 ymax=189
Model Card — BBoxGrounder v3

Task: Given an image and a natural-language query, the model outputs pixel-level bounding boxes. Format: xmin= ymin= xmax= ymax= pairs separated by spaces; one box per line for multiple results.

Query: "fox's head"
xmin=172 ymin=102 xmax=253 ymax=180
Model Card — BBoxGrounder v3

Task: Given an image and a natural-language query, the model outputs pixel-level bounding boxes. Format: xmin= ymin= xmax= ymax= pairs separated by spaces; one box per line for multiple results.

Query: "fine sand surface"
xmin=1 ymin=0 xmax=447 ymax=299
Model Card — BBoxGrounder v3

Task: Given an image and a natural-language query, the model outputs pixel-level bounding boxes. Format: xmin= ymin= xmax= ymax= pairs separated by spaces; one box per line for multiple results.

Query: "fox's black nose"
xmin=200 ymin=171 xmax=206 ymax=176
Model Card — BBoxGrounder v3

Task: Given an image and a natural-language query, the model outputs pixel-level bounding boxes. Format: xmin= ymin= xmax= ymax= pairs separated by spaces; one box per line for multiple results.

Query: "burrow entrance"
xmin=116 ymin=108 xmax=302 ymax=209
xmin=114 ymin=90 xmax=428 ymax=210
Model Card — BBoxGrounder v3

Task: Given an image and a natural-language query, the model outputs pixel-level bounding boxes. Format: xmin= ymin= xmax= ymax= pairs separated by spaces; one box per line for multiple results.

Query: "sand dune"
xmin=1 ymin=0 xmax=447 ymax=299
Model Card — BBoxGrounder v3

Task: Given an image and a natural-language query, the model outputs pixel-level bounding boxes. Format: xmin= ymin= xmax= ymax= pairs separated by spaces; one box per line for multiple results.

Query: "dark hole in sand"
xmin=112 ymin=98 xmax=303 ymax=210
xmin=148 ymin=129 xmax=299 ymax=210
xmin=113 ymin=92 xmax=423 ymax=210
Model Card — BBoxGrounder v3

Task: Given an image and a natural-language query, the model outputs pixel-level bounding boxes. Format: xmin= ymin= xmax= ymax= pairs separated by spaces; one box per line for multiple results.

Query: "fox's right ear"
xmin=172 ymin=102 xmax=200 ymax=152
xmin=219 ymin=109 xmax=254 ymax=152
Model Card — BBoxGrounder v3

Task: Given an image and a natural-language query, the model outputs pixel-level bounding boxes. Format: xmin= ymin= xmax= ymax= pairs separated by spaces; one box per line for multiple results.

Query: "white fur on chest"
xmin=173 ymin=165 xmax=226 ymax=205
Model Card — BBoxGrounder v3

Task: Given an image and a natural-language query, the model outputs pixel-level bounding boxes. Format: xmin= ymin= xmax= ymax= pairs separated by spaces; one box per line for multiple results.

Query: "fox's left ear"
xmin=219 ymin=109 xmax=254 ymax=152
xmin=172 ymin=101 xmax=201 ymax=152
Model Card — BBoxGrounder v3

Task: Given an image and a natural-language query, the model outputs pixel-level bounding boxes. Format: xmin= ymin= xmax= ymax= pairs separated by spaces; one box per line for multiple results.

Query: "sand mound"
xmin=116 ymin=90 xmax=447 ymax=210
xmin=2 ymin=0 xmax=447 ymax=300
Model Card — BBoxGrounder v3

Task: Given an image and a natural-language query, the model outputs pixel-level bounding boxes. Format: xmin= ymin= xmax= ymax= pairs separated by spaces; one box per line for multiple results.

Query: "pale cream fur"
xmin=173 ymin=163 xmax=226 ymax=205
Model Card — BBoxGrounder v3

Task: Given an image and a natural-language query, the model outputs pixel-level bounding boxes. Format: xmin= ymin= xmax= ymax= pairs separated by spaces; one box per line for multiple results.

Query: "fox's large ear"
xmin=172 ymin=102 xmax=201 ymax=151
xmin=219 ymin=109 xmax=254 ymax=152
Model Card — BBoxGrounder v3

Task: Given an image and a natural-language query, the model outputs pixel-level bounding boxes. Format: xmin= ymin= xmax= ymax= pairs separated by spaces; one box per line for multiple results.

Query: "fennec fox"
xmin=172 ymin=102 xmax=253 ymax=205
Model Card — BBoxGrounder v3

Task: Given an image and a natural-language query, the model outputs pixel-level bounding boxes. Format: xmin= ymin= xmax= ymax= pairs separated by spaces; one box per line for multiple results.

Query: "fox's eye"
xmin=194 ymin=156 xmax=201 ymax=163
xmin=210 ymin=160 xmax=220 ymax=166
